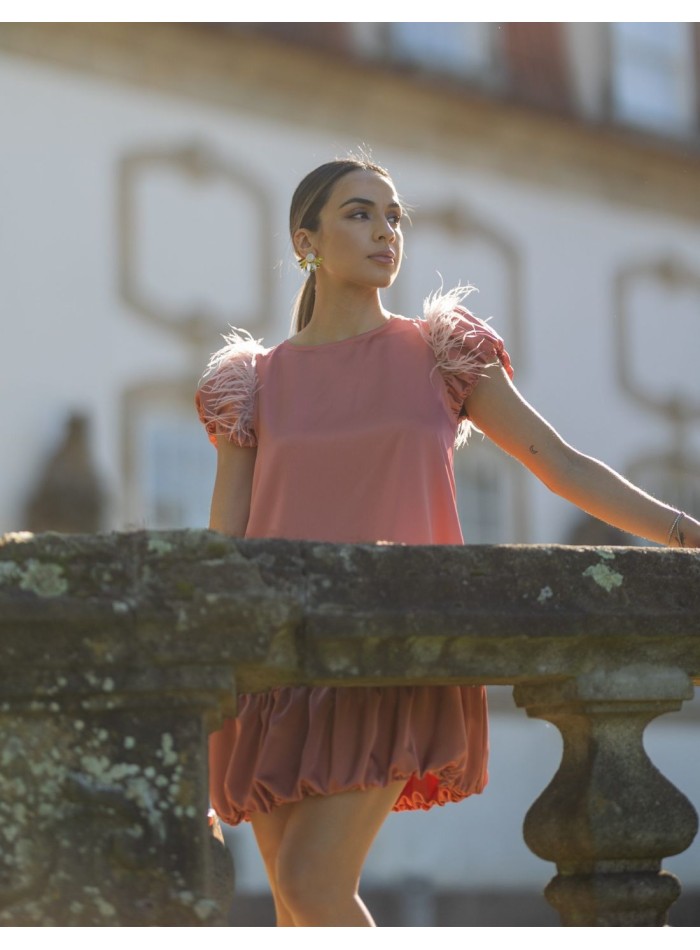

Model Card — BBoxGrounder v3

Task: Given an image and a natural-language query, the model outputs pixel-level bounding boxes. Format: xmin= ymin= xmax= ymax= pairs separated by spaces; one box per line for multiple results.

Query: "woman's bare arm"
xmin=464 ymin=365 xmax=700 ymax=547
xmin=208 ymin=435 xmax=257 ymax=537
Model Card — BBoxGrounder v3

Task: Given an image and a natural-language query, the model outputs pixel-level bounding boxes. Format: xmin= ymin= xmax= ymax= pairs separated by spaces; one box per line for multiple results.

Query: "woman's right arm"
xmin=208 ymin=435 xmax=257 ymax=537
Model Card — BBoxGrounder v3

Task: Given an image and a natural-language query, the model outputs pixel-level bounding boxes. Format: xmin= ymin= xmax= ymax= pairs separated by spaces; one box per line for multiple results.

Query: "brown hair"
xmin=289 ymin=157 xmax=392 ymax=333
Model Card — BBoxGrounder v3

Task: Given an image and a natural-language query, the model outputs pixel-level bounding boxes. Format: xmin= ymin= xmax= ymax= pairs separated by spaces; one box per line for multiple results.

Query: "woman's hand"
xmin=464 ymin=364 xmax=699 ymax=548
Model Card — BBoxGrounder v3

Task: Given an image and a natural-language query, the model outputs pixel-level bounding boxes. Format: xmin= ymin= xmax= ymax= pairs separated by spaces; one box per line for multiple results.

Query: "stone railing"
xmin=0 ymin=530 xmax=698 ymax=927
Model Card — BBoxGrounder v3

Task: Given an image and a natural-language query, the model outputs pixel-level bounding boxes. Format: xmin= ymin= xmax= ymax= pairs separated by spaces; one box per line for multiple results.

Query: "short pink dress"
xmin=196 ymin=289 xmax=513 ymax=826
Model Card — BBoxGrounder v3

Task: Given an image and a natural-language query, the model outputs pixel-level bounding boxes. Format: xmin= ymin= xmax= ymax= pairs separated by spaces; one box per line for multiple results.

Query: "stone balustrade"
xmin=0 ymin=530 xmax=698 ymax=926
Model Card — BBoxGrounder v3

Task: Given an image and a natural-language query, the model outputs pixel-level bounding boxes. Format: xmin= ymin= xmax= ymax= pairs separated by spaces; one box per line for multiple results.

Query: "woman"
xmin=196 ymin=156 xmax=699 ymax=927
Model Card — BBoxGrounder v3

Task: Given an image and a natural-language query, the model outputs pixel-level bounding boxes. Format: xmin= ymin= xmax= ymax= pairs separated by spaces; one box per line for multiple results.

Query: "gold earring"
xmin=300 ymin=251 xmax=322 ymax=274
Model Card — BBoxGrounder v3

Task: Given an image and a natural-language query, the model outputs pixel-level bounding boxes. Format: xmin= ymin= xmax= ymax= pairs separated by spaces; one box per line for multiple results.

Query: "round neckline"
xmin=282 ymin=316 xmax=398 ymax=351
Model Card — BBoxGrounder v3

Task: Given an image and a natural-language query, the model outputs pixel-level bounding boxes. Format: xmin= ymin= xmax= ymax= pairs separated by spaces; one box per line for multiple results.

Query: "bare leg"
xmin=272 ymin=780 xmax=406 ymax=927
xmin=250 ymin=803 xmax=296 ymax=926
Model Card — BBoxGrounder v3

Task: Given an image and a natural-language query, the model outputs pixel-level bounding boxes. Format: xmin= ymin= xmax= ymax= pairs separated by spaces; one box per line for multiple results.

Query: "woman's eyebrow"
xmin=338 ymin=197 xmax=402 ymax=210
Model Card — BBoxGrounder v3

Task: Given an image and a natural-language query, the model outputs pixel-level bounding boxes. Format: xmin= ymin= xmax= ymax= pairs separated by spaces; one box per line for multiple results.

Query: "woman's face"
xmin=297 ymin=169 xmax=404 ymax=290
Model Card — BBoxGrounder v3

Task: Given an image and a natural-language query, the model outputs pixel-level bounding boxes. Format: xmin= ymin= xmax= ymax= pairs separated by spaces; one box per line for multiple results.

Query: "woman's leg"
xmin=250 ymin=803 xmax=296 ymax=926
xmin=273 ymin=780 xmax=406 ymax=927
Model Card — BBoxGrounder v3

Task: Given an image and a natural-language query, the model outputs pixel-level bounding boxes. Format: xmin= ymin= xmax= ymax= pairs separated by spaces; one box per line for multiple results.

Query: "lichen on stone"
xmin=158 ymin=733 xmax=178 ymax=767
xmin=583 ymin=562 xmax=624 ymax=592
xmin=537 ymin=586 xmax=554 ymax=604
xmin=18 ymin=559 xmax=68 ymax=598
xmin=147 ymin=537 xmax=174 ymax=556
xmin=0 ymin=561 xmax=20 ymax=583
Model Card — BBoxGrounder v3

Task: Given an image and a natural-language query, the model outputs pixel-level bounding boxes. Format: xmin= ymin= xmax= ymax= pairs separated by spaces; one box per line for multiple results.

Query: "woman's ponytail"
xmin=291 ymin=271 xmax=317 ymax=334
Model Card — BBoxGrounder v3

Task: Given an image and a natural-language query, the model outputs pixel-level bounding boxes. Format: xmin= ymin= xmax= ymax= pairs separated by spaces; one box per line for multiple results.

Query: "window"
xmin=388 ymin=23 xmax=495 ymax=80
xmin=610 ymin=23 xmax=696 ymax=134
xmin=138 ymin=411 xmax=215 ymax=529
xmin=455 ymin=440 xmax=510 ymax=543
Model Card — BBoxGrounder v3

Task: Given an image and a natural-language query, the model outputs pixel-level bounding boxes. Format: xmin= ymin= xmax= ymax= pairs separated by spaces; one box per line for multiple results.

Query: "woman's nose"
xmin=378 ymin=220 xmax=396 ymax=242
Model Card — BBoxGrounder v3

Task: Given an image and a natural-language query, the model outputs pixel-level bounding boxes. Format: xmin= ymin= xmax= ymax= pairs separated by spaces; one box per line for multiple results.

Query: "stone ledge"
xmin=1 ymin=531 xmax=698 ymax=694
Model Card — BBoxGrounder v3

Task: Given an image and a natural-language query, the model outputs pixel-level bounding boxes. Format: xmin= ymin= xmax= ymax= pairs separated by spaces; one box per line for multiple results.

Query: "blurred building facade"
xmin=1 ymin=22 xmax=699 ymax=924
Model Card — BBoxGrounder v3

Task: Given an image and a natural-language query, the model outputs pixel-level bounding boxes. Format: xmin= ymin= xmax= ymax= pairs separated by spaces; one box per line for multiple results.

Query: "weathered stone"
xmin=514 ymin=668 xmax=698 ymax=926
xmin=0 ymin=530 xmax=698 ymax=926
xmin=0 ymin=701 xmax=232 ymax=925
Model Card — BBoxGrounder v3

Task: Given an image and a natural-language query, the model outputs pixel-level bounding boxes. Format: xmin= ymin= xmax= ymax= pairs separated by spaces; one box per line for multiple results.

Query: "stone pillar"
xmin=0 ymin=667 xmax=235 ymax=926
xmin=0 ymin=528 xmax=312 ymax=926
xmin=514 ymin=666 xmax=698 ymax=926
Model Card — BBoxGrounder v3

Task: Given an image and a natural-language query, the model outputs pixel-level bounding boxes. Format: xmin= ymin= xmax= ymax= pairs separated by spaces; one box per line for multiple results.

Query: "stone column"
xmin=0 ymin=528 xmax=303 ymax=926
xmin=0 ymin=671 xmax=235 ymax=926
xmin=514 ymin=665 xmax=698 ymax=926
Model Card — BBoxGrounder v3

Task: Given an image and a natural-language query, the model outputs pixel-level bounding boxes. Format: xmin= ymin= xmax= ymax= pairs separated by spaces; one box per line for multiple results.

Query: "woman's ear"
xmin=293 ymin=228 xmax=315 ymax=260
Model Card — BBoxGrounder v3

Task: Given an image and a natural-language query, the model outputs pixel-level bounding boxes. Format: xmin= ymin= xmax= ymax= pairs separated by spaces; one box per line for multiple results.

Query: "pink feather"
xmin=196 ymin=328 xmax=266 ymax=447
xmin=419 ymin=286 xmax=512 ymax=448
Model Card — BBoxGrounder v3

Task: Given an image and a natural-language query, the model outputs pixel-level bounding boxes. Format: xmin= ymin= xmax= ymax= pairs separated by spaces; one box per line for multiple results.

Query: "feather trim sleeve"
xmin=195 ymin=328 xmax=266 ymax=448
xmin=419 ymin=286 xmax=514 ymax=448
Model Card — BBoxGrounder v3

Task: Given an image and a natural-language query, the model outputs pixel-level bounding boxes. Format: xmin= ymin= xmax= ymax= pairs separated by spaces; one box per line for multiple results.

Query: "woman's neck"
xmin=295 ymin=284 xmax=390 ymax=345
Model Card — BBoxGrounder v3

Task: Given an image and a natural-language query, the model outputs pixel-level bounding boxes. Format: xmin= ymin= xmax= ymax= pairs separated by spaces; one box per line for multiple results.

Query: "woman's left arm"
xmin=464 ymin=365 xmax=700 ymax=548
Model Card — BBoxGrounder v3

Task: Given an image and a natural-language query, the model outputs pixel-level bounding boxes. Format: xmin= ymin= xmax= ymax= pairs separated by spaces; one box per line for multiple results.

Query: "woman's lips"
xmin=369 ymin=253 xmax=396 ymax=264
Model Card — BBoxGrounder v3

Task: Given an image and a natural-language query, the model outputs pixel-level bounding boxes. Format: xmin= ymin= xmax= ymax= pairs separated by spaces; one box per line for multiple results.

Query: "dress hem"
xmin=213 ymin=771 xmax=489 ymax=827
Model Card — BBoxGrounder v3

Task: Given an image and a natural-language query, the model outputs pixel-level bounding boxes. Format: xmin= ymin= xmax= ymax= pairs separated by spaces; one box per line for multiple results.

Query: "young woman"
xmin=196 ymin=156 xmax=700 ymax=927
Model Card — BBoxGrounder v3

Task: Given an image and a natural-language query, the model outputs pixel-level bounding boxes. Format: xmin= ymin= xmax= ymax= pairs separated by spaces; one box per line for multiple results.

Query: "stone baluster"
xmin=514 ymin=666 xmax=698 ymax=926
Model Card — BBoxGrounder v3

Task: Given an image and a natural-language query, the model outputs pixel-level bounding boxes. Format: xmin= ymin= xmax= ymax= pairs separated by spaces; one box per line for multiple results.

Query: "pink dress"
xmin=196 ymin=289 xmax=513 ymax=826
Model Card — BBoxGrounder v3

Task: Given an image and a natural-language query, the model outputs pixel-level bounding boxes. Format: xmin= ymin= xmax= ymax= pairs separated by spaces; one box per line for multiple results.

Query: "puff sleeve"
xmin=195 ymin=329 xmax=265 ymax=448
xmin=419 ymin=288 xmax=514 ymax=448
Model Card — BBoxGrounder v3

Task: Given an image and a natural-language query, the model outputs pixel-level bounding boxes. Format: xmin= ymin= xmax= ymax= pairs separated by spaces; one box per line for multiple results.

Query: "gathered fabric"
xmin=209 ymin=684 xmax=489 ymax=826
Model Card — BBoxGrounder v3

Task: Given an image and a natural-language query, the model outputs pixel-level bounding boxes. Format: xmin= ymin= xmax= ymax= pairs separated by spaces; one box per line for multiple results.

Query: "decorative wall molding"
xmin=117 ymin=142 xmax=274 ymax=343
xmin=614 ymin=255 xmax=700 ymax=421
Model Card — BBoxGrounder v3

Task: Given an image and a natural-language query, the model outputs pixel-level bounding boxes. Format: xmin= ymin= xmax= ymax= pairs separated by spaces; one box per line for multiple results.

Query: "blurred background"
xmin=1 ymin=21 xmax=699 ymax=925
